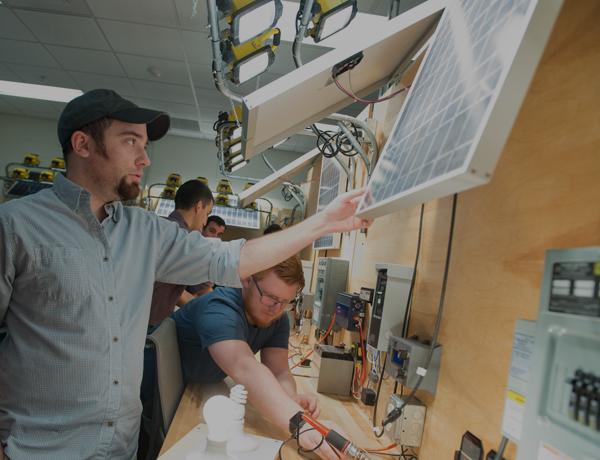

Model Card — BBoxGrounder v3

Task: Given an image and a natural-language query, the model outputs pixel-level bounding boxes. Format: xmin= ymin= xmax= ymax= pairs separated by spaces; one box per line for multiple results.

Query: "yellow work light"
xmin=218 ymin=0 xmax=283 ymax=45
xmin=222 ymin=28 xmax=281 ymax=84
xmin=308 ymin=0 xmax=357 ymax=42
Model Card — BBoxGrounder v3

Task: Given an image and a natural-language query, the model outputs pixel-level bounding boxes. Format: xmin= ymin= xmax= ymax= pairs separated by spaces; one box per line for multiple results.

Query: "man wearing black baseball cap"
xmin=0 ymin=88 xmax=371 ymax=459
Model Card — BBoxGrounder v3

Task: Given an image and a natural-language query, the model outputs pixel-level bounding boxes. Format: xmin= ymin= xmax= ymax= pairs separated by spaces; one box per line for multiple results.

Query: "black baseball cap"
xmin=58 ymin=89 xmax=170 ymax=151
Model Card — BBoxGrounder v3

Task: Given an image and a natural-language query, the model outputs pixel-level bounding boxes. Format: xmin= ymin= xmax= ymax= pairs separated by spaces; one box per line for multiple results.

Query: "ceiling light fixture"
xmin=225 ymin=0 xmax=283 ymax=45
xmin=309 ymin=0 xmax=357 ymax=42
xmin=0 ymin=80 xmax=82 ymax=103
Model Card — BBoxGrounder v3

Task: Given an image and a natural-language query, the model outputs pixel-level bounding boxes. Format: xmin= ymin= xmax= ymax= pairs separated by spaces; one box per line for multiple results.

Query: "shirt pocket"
xmin=33 ymin=246 xmax=92 ymax=304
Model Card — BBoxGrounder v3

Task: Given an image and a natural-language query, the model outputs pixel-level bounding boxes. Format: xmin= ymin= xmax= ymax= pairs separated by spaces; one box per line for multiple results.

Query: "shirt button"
xmin=107 ymin=421 xmax=114 ymax=427
xmin=103 ymin=256 xmax=109 ymax=261
xmin=113 ymin=337 xmax=118 ymax=342
xmin=108 ymin=296 xmax=114 ymax=301
xmin=113 ymin=379 xmax=119 ymax=385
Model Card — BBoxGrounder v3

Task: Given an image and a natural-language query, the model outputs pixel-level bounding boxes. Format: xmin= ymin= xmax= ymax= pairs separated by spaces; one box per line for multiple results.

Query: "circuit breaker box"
xmin=312 ymin=257 xmax=349 ymax=330
xmin=517 ymin=247 xmax=600 ymax=460
xmin=367 ymin=263 xmax=413 ymax=351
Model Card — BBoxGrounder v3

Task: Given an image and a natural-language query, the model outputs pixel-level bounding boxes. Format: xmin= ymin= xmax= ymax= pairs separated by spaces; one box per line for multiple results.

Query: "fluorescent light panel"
xmin=0 ymin=80 xmax=82 ymax=103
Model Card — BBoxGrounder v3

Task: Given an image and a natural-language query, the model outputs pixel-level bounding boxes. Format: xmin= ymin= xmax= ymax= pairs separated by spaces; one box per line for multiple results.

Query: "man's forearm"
xmin=230 ymin=358 xmax=303 ymax=431
xmin=238 ymin=213 xmax=328 ymax=279
xmin=275 ymin=370 xmax=297 ymax=398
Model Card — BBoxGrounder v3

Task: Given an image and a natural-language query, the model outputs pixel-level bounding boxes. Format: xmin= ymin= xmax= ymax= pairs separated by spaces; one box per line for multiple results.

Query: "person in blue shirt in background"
xmin=173 ymin=255 xmax=340 ymax=460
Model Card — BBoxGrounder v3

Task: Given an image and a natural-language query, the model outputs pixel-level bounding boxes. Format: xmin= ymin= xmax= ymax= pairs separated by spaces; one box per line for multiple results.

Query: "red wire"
xmin=357 ymin=319 xmax=367 ymax=387
xmin=290 ymin=312 xmax=336 ymax=370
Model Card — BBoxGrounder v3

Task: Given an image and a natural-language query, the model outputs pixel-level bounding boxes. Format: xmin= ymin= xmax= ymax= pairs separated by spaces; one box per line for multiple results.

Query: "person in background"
xmin=0 ymin=88 xmax=371 ymax=460
xmin=190 ymin=214 xmax=229 ymax=297
xmin=147 ymin=179 xmax=214 ymax=328
xmin=202 ymin=215 xmax=226 ymax=239
xmin=173 ymin=255 xmax=339 ymax=460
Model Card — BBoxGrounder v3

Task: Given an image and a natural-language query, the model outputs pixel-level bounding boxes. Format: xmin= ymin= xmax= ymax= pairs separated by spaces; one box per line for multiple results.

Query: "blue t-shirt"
xmin=173 ymin=287 xmax=290 ymax=383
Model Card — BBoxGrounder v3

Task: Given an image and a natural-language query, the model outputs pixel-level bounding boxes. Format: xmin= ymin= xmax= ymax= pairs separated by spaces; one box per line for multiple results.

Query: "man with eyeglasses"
xmin=172 ymin=255 xmax=341 ymax=460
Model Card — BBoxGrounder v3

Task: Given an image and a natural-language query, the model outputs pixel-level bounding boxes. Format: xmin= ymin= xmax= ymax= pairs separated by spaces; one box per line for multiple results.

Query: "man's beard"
xmin=116 ymin=176 xmax=140 ymax=201
xmin=245 ymin=308 xmax=279 ymax=328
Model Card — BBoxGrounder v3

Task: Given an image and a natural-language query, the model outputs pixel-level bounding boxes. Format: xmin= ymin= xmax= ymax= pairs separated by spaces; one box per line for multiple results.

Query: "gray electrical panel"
xmin=385 ymin=394 xmax=426 ymax=448
xmin=386 ymin=336 xmax=442 ymax=395
xmin=517 ymin=247 xmax=600 ymax=460
xmin=367 ymin=263 xmax=414 ymax=351
xmin=312 ymin=257 xmax=349 ymax=330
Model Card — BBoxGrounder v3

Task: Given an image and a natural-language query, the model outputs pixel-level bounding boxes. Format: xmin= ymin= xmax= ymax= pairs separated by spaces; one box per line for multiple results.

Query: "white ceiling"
xmin=0 ymin=0 xmax=417 ymax=153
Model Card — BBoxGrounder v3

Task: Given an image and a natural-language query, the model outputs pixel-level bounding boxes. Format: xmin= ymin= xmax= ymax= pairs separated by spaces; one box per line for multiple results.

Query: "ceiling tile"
xmin=129 ymin=79 xmax=192 ymax=104
xmin=7 ymin=96 xmax=61 ymax=118
xmin=181 ymin=30 xmax=213 ymax=64
xmin=174 ymin=0 xmax=207 ymax=31
xmin=2 ymin=0 xmax=92 ymax=16
xmin=0 ymin=95 xmax=22 ymax=115
xmin=68 ymin=71 xmax=136 ymax=96
xmin=0 ymin=62 xmax=20 ymax=81
xmin=46 ymin=45 xmax=126 ymax=76
xmin=87 ymin=0 xmax=178 ymax=28
xmin=0 ymin=6 xmax=36 ymax=41
xmin=0 ymin=38 xmax=60 ymax=67
xmin=128 ymin=96 xmax=202 ymax=121
xmin=7 ymin=63 xmax=78 ymax=87
xmin=117 ymin=53 xmax=212 ymax=88
xmin=15 ymin=10 xmax=110 ymax=50
xmin=99 ymin=19 xmax=183 ymax=60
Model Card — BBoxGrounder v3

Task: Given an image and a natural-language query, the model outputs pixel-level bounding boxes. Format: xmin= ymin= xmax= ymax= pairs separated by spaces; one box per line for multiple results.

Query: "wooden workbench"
xmin=158 ymin=365 xmax=402 ymax=459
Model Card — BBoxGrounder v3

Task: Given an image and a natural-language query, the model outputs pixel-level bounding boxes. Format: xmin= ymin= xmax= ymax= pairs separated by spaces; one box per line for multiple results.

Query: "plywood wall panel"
xmin=333 ymin=1 xmax=600 ymax=458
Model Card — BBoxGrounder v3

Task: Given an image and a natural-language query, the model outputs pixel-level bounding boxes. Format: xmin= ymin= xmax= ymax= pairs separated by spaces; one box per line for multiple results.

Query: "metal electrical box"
xmin=312 ymin=257 xmax=349 ymax=330
xmin=368 ymin=263 xmax=413 ymax=351
xmin=316 ymin=345 xmax=355 ymax=396
xmin=386 ymin=336 xmax=442 ymax=395
xmin=385 ymin=394 xmax=426 ymax=448
xmin=517 ymin=247 xmax=600 ymax=460
xmin=335 ymin=292 xmax=366 ymax=331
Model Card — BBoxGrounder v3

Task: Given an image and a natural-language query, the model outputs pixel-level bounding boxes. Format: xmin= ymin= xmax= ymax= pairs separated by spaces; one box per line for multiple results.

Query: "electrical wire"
xmin=378 ymin=194 xmax=459 ymax=433
xmin=333 ymin=71 xmax=410 ymax=105
xmin=402 ymin=203 xmax=425 ymax=339
xmin=372 ymin=351 xmax=387 ymax=434
xmin=289 ymin=312 xmax=336 ymax=370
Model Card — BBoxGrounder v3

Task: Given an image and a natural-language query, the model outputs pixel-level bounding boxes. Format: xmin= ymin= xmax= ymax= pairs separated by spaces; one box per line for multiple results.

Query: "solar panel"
xmin=154 ymin=198 xmax=175 ymax=217
xmin=358 ymin=0 xmax=563 ymax=219
xmin=154 ymin=199 xmax=261 ymax=229
xmin=211 ymin=205 xmax=261 ymax=229
xmin=5 ymin=179 xmax=52 ymax=197
xmin=313 ymin=156 xmax=347 ymax=250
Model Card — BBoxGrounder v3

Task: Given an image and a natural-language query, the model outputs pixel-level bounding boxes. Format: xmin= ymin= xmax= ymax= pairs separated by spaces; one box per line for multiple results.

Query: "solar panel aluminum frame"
xmin=240 ymin=0 xmax=444 ymax=160
xmin=357 ymin=0 xmax=564 ymax=220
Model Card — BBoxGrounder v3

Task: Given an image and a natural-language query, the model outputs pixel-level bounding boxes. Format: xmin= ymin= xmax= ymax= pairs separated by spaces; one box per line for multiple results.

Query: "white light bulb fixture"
xmin=231 ymin=0 xmax=283 ymax=45
xmin=202 ymin=395 xmax=236 ymax=443
xmin=0 ymin=80 xmax=83 ymax=103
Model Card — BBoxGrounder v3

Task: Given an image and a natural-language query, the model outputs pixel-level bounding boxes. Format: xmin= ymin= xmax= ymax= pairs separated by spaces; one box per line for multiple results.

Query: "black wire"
xmin=401 ymin=204 xmax=425 ymax=339
xmin=278 ymin=427 xmax=320 ymax=460
xmin=380 ymin=194 xmax=459 ymax=430
xmin=373 ymin=353 xmax=387 ymax=437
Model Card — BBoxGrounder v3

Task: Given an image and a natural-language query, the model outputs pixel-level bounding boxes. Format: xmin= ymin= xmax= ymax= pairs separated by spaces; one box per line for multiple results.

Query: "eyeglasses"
xmin=251 ymin=276 xmax=297 ymax=311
